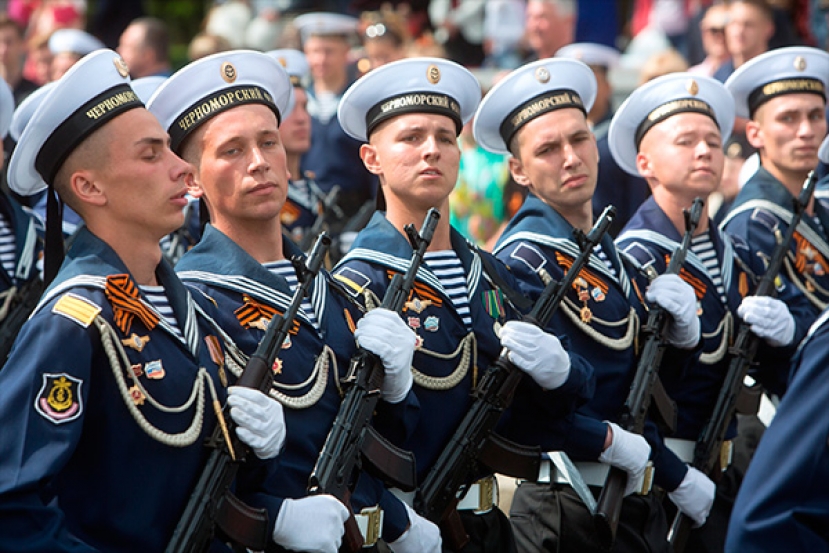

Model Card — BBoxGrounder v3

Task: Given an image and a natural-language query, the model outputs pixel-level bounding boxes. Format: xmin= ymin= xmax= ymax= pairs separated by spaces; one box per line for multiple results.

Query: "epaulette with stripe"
xmin=52 ymin=293 xmax=102 ymax=328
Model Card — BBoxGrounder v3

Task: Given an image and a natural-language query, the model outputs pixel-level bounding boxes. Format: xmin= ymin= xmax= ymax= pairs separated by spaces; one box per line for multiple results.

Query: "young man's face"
xmin=96 ymin=108 xmax=192 ymax=240
xmin=361 ymin=112 xmax=460 ymax=212
xmin=748 ymin=93 xmax=827 ymax=178
xmin=725 ymin=2 xmax=773 ymax=61
xmin=509 ymin=107 xmax=599 ymax=215
xmin=303 ymin=35 xmax=349 ymax=83
xmin=188 ymin=103 xmax=289 ymax=227
xmin=637 ymin=112 xmax=724 ymax=200
xmin=280 ymin=87 xmax=311 ymax=156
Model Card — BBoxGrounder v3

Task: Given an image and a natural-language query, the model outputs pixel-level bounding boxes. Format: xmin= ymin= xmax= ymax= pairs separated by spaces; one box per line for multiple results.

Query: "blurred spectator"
xmin=713 ymin=0 xmax=775 ymax=82
xmin=811 ymin=0 xmax=828 ymax=49
xmin=245 ymin=9 xmax=283 ymax=51
xmin=688 ymin=4 xmax=730 ymax=76
xmin=630 ymin=0 xmax=692 ymax=52
xmin=23 ymin=33 xmax=51 ymax=85
xmin=482 ymin=0 xmax=525 ymax=69
xmin=450 ymin=117 xmax=511 ymax=246
xmin=23 ymin=1 xmax=86 ymax=38
xmin=556 ymin=43 xmax=620 ymax=133
xmin=205 ymin=0 xmax=253 ymax=49
xmin=639 ymin=47 xmax=689 ymax=83
xmin=117 ymin=17 xmax=172 ymax=78
xmin=428 ymin=0 xmax=486 ymax=67
xmin=357 ymin=7 xmax=410 ymax=73
xmin=523 ymin=0 xmax=576 ymax=62
xmin=187 ymin=32 xmax=232 ymax=62
xmin=48 ymin=27 xmax=103 ymax=80
xmin=0 ymin=15 xmax=38 ymax=104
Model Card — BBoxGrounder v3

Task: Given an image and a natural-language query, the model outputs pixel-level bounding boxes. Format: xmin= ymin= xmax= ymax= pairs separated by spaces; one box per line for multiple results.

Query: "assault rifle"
xmin=166 ymin=233 xmax=331 ymax=553
xmin=594 ymin=197 xmax=704 ymax=548
xmin=0 ymin=277 xmax=44 ymax=368
xmin=668 ymin=172 xmax=819 ymax=551
xmin=417 ymin=206 xmax=616 ymax=550
xmin=307 ymin=208 xmax=440 ymax=552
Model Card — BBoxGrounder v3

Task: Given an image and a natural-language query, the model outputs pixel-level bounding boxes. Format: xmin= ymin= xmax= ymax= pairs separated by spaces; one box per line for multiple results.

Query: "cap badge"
xmin=535 ymin=67 xmax=550 ymax=84
xmin=686 ymin=79 xmax=699 ymax=96
xmin=794 ymin=56 xmax=807 ymax=71
xmin=727 ymin=142 xmax=743 ymax=158
xmin=277 ymin=57 xmax=287 ymax=67
xmin=113 ymin=57 xmax=129 ymax=78
xmin=221 ymin=61 xmax=237 ymax=83
xmin=427 ymin=64 xmax=441 ymax=84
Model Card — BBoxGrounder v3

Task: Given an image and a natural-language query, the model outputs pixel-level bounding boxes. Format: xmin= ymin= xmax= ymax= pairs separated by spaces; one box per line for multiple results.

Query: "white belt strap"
xmin=664 ymin=438 xmax=695 ymax=464
xmin=547 ymin=452 xmax=598 ymax=514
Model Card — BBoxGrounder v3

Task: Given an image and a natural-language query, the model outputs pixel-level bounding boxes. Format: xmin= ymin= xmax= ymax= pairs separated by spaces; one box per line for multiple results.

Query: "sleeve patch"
xmin=333 ymin=267 xmax=372 ymax=297
xmin=620 ymin=242 xmax=657 ymax=269
xmin=730 ymin=234 xmax=749 ymax=251
xmin=52 ymin=293 xmax=102 ymax=328
xmin=509 ymin=243 xmax=547 ymax=273
xmin=34 ymin=373 xmax=84 ymax=424
xmin=750 ymin=208 xmax=779 ymax=232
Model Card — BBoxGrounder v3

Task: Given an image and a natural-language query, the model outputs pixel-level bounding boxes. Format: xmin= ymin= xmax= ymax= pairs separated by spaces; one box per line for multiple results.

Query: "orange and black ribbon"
xmin=793 ymin=232 xmax=828 ymax=274
xmin=663 ymin=254 xmax=708 ymax=300
xmin=385 ymin=270 xmax=444 ymax=307
xmin=105 ymin=274 xmax=160 ymax=334
xmin=234 ymin=295 xmax=300 ymax=334
xmin=555 ymin=252 xmax=609 ymax=294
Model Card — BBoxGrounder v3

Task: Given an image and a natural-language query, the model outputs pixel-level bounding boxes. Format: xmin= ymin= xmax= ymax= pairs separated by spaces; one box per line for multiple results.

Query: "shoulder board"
xmin=750 ymin=207 xmax=780 ymax=232
xmin=52 ymin=293 xmax=101 ymax=328
xmin=508 ymin=242 xmax=547 ymax=274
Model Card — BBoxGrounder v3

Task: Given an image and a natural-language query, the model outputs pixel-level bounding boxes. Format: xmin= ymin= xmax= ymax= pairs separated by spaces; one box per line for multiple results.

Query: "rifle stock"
xmin=0 ymin=278 xmax=44 ymax=368
xmin=669 ymin=172 xmax=818 ymax=551
xmin=308 ymin=209 xmax=440 ymax=552
xmin=594 ymin=198 xmax=703 ymax=548
xmin=417 ymin=206 xmax=616 ymax=549
xmin=166 ymin=234 xmax=331 ymax=553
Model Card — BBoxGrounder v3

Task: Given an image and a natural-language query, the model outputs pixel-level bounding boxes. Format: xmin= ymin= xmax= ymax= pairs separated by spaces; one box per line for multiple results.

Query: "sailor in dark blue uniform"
xmin=611 ymin=72 xmax=812 ymax=551
xmin=475 ymin=58 xmax=701 ymax=553
xmin=725 ymin=299 xmax=829 ymax=551
xmin=148 ymin=49 xmax=431 ymax=553
xmin=334 ymin=56 xmax=595 ymax=553
xmin=722 ymin=46 xmax=829 ymax=320
xmin=295 ymin=13 xmax=378 ymax=226
xmin=0 ymin=49 xmax=287 ymax=552
xmin=266 ymin=48 xmax=340 ymax=250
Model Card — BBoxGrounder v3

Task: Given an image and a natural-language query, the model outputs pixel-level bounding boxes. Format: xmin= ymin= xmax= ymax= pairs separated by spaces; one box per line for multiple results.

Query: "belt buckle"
xmin=719 ymin=440 xmax=733 ymax=472
xmin=638 ymin=461 xmax=654 ymax=495
xmin=358 ymin=505 xmax=383 ymax=547
xmin=476 ymin=476 xmax=496 ymax=513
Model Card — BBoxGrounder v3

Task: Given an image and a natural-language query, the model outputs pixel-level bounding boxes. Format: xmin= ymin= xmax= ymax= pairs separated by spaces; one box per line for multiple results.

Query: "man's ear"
xmin=70 ymin=170 xmax=106 ymax=207
xmin=508 ymin=156 xmax=531 ymax=188
xmin=185 ymin=171 xmax=204 ymax=198
xmin=745 ymin=120 xmax=763 ymax=150
xmin=635 ymin=151 xmax=654 ymax=179
xmin=360 ymin=143 xmax=383 ymax=176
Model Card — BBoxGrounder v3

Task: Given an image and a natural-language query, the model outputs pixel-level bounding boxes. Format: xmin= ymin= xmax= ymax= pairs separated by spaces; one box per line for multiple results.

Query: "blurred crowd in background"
xmin=0 ymin=0 xmax=826 ymax=247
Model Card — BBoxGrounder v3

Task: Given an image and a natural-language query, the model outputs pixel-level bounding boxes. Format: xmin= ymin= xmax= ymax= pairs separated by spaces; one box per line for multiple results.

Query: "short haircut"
xmin=727 ymin=0 xmax=774 ymax=22
xmin=0 ymin=14 xmax=24 ymax=39
xmin=132 ymin=17 xmax=169 ymax=63
xmin=529 ymin=0 xmax=576 ymax=17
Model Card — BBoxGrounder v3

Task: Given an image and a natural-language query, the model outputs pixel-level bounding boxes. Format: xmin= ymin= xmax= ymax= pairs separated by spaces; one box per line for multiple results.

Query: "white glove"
xmin=737 ymin=295 xmax=795 ymax=347
xmin=646 ymin=274 xmax=700 ymax=349
xmin=668 ymin=466 xmax=716 ymax=527
xmin=598 ymin=422 xmax=651 ymax=496
xmin=226 ymin=386 xmax=285 ymax=460
xmin=354 ymin=308 xmax=416 ymax=403
xmin=390 ymin=503 xmax=442 ymax=553
xmin=498 ymin=320 xmax=570 ymax=390
xmin=272 ymin=495 xmax=349 ymax=553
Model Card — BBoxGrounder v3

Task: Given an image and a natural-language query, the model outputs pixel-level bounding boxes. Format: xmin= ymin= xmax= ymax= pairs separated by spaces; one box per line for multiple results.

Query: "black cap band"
xmin=289 ymin=75 xmax=303 ymax=87
xmin=747 ymin=77 xmax=825 ymax=118
xmin=35 ymin=83 xmax=143 ymax=183
xmin=499 ymin=89 xmax=586 ymax=148
xmin=634 ymin=98 xmax=718 ymax=150
xmin=169 ymin=85 xmax=279 ymax=152
xmin=365 ymin=91 xmax=462 ymax=137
